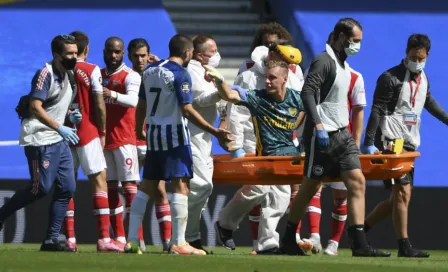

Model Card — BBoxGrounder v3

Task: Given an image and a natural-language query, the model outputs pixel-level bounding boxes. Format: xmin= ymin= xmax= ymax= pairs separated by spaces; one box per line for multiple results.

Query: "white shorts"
xmin=72 ymin=137 xmax=107 ymax=176
xmin=325 ymin=182 xmax=347 ymax=190
xmin=136 ymin=145 xmax=146 ymax=162
xmin=104 ymin=144 xmax=140 ymax=182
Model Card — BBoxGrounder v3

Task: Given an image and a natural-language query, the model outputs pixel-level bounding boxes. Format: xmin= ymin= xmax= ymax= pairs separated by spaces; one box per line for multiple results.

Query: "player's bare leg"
xmin=93 ymin=171 xmax=122 ymax=252
xmin=166 ymin=178 xmax=205 ymax=255
xmin=364 ymin=197 xmax=393 ymax=231
xmin=324 ymin=188 xmax=348 ymax=256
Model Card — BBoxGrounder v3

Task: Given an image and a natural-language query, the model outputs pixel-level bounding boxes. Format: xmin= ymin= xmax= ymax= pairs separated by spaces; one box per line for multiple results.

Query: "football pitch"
xmin=0 ymin=244 xmax=447 ymax=271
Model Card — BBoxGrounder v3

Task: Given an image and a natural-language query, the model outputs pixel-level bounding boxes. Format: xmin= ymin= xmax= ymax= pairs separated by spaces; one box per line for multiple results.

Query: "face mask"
xmin=207 ymin=52 xmax=221 ymax=68
xmin=61 ymin=57 xmax=77 ymax=70
xmin=406 ymin=59 xmax=425 ymax=73
xmin=344 ymin=40 xmax=361 ymax=56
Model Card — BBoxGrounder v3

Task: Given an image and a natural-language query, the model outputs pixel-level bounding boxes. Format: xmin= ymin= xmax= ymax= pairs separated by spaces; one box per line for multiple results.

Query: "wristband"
xmin=111 ymin=91 xmax=118 ymax=100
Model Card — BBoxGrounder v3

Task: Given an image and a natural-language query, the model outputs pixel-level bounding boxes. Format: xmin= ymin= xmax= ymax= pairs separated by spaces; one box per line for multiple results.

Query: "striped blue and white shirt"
xmin=139 ymin=60 xmax=193 ymax=151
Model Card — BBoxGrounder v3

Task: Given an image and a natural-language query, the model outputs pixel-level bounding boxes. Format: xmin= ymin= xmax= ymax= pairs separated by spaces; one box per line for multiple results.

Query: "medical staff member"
xmin=362 ymin=33 xmax=448 ymax=258
xmin=280 ymin=18 xmax=389 ymax=257
xmin=185 ymin=35 xmax=223 ymax=253
xmin=0 ymin=35 xmax=81 ymax=252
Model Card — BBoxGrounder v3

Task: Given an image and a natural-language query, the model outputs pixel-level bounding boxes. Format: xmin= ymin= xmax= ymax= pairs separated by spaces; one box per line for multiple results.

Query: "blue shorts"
xmin=143 ymin=145 xmax=193 ymax=181
xmin=25 ymin=140 xmax=76 ymax=196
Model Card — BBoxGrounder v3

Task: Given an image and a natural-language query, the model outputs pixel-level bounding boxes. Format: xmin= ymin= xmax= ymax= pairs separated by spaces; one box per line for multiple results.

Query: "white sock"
xmin=68 ymin=238 xmax=76 ymax=244
xmin=311 ymin=233 xmax=321 ymax=241
xmin=128 ymin=190 xmax=149 ymax=243
xmin=171 ymin=193 xmax=188 ymax=246
xmin=296 ymin=233 xmax=301 ymax=243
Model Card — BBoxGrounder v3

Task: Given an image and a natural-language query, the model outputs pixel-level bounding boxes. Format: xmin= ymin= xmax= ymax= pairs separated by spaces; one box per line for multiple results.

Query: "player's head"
xmin=405 ymin=34 xmax=430 ymax=74
xmin=193 ymin=35 xmax=220 ymax=67
xmin=250 ymin=22 xmax=293 ymax=54
xmin=51 ymin=34 xmax=78 ymax=71
xmin=327 ymin=32 xmax=334 ymax=44
xmin=128 ymin=38 xmax=150 ymax=73
xmin=169 ymin=34 xmax=193 ymax=67
xmin=70 ymin=30 xmax=89 ymax=59
xmin=331 ymin=18 xmax=363 ymax=57
xmin=103 ymin=36 xmax=124 ymax=71
xmin=265 ymin=60 xmax=288 ymax=94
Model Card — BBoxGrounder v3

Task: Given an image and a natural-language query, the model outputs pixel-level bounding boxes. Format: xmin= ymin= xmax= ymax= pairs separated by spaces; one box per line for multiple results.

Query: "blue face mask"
xmin=344 ymin=41 xmax=361 ymax=56
xmin=406 ymin=59 xmax=426 ymax=73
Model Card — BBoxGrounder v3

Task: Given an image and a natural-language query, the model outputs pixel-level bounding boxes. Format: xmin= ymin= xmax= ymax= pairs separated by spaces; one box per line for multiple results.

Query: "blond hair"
xmin=265 ymin=60 xmax=289 ymax=70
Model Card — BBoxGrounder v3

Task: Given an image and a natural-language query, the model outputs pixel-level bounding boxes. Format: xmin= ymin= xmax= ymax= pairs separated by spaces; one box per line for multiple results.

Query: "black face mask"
xmin=61 ymin=57 xmax=77 ymax=70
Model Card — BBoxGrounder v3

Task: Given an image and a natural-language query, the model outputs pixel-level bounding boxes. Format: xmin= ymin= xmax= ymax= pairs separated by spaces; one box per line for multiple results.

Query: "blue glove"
xmin=57 ymin=126 xmax=80 ymax=145
xmin=69 ymin=109 xmax=82 ymax=125
xmin=316 ymin=129 xmax=330 ymax=148
xmin=362 ymin=145 xmax=379 ymax=154
xmin=229 ymin=84 xmax=247 ymax=101
xmin=230 ymin=148 xmax=245 ymax=158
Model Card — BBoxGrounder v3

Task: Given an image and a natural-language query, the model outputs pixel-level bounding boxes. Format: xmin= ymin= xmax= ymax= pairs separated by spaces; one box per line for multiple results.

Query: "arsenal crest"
xmin=288 ymin=107 xmax=297 ymax=116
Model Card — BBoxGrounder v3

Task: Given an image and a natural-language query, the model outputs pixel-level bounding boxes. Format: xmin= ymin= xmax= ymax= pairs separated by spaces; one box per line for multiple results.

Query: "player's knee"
xmin=393 ymin=184 xmax=411 ymax=204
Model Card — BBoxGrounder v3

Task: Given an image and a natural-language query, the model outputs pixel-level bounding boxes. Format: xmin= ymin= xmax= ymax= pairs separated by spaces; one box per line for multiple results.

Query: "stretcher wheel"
xmin=212 ymin=152 xmax=420 ymax=185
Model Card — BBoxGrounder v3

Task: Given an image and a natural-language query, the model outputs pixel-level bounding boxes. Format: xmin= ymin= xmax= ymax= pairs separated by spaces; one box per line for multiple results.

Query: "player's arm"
xmin=423 ymin=80 xmax=448 ymax=125
xmin=28 ymin=69 xmax=60 ymax=130
xmin=91 ymin=66 xmax=107 ymax=138
xmin=104 ymin=72 xmax=141 ymax=108
xmin=190 ymin=69 xmax=221 ymax=107
xmin=363 ymin=73 xmax=395 ymax=147
xmin=350 ymin=75 xmax=367 ymax=148
xmin=202 ymin=65 xmax=243 ymax=104
xmin=136 ymin=82 xmax=147 ymax=141
xmin=300 ymin=54 xmax=332 ymax=130
xmin=294 ymin=111 xmax=306 ymax=129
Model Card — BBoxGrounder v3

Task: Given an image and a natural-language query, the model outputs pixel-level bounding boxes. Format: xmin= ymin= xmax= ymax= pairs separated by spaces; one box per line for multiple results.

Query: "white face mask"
xmin=344 ymin=41 xmax=361 ymax=56
xmin=207 ymin=52 xmax=221 ymax=68
xmin=406 ymin=59 xmax=426 ymax=73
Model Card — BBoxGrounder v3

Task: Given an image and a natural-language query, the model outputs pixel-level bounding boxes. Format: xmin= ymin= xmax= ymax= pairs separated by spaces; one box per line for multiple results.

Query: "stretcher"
xmin=212 ymin=152 xmax=420 ymax=185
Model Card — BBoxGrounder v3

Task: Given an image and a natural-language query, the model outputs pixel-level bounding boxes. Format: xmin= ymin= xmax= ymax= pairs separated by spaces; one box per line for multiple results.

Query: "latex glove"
xmin=229 ymin=84 xmax=247 ymax=101
xmin=203 ymin=65 xmax=224 ymax=84
xmin=57 ymin=126 xmax=80 ymax=145
xmin=230 ymin=148 xmax=245 ymax=158
xmin=69 ymin=109 xmax=82 ymax=125
xmin=316 ymin=129 xmax=330 ymax=148
xmin=362 ymin=145 xmax=379 ymax=154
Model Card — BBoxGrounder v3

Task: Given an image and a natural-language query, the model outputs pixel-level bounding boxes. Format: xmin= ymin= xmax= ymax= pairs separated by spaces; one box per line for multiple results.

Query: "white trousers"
xmin=218 ymin=184 xmax=290 ymax=251
xmin=185 ymin=143 xmax=214 ymax=242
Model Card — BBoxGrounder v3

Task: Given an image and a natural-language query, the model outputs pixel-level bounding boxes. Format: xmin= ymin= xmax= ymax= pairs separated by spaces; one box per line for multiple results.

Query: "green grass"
xmin=0 ymin=244 xmax=446 ymax=272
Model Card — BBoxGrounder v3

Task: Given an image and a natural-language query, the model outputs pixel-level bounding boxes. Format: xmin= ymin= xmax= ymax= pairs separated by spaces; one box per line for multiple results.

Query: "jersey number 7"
xmin=149 ymin=87 xmax=162 ymax=116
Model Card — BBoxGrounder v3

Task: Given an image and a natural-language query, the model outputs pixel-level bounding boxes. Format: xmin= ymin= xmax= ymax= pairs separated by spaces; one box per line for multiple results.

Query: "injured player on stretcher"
xmin=203 ymin=59 xmax=306 ymax=254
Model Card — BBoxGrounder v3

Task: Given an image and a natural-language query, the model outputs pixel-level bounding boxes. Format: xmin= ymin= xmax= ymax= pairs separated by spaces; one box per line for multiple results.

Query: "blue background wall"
xmin=0 ymin=0 xmax=176 ymax=179
xmin=270 ymin=0 xmax=448 ymax=187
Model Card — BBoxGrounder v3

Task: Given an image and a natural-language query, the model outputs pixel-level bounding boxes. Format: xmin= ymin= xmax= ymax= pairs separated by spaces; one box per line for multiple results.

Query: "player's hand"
xmin=148 ymin=54 xmax=160 ymax=64
xmin=103 ymin=87 xmax=112 ymax=98
xmin=57 ymin=125 xmax=80 ymax=145
xmin=230 ymin=148 xmax=245 ymax=158
xmin=203 ymin=65 xmax=224 ymax=84
xmin=362 ymin=145 xmax=379 ymax=155
xmin=68 ymin=109 xmax=82 ymax=125
xmin=316 ymin=129 xmax=330 ymax=148
xmin=229 ymin=84 xmax=247 ymax=101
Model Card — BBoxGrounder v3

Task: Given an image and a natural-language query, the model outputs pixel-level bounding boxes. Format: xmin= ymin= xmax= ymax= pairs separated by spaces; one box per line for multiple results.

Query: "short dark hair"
xmin=169 ymin=34 xmax=193 ymax=57
xmin=193 ymin=35 xmax=214 ymax=55
xmin=406 ymin=34 xmax=431 ymax=54
xmin=105 ymin=36 xmax=124 ymax=48
xmin=327 ymin=32 xmax=333 ymax=44
xmin=127 ymin=38 xmax=150 ymax=54
xmin=51 ymin=34 xmax=77 ymax=55
xmin=332 ymin=18 xmax=362 ymax=41
xmin=70 ymin=31 xmax=89 ymax=55
xmin=250 ymin=22 xmax=293 ymax=52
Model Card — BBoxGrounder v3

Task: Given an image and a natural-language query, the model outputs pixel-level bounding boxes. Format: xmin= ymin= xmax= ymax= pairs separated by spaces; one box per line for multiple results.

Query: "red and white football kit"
xmin=102 ymin=63 xmax=141 ymax=182
xmin=71 ymin=60 xmax=107 ymax=176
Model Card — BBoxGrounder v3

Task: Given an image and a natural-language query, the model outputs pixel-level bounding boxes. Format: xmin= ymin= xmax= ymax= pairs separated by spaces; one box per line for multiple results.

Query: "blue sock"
xmin=46 ymin=194 xmax=71 ymax=240
xmin=0 ymin=189 xmax=41 ymax=222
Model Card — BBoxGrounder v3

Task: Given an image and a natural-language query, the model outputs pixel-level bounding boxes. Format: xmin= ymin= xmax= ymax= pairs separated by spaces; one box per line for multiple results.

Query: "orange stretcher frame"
xmin=213 ymin=152 xmax=420 ymax=185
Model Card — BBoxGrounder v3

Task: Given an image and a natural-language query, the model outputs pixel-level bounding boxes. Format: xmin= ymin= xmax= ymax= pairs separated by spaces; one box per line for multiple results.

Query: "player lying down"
xmin=204 ymin=60 xmax=307 ymax=254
